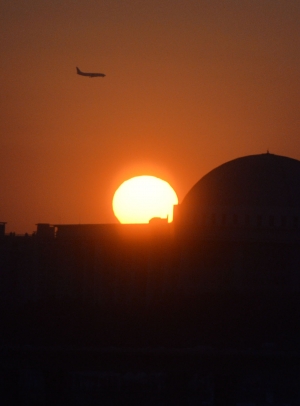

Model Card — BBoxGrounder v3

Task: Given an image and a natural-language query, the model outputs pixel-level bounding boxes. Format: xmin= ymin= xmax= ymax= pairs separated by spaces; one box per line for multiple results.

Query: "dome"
xmin=179 ymin=153 xmax=300 ymax=229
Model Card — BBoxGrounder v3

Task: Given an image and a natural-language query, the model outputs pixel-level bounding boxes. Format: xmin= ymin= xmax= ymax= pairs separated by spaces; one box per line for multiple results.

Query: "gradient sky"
xmin=1 ymin=0 xmax=300 ymax=233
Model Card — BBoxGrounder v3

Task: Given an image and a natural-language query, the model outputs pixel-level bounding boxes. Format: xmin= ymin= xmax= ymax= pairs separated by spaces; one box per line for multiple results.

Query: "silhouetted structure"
xmin=1 ymin=153 xmax=300 ymax=404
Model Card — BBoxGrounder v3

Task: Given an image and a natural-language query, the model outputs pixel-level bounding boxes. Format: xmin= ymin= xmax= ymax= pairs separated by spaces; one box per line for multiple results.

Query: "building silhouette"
xmin=1 ymin=152 xmax=300 ymax=404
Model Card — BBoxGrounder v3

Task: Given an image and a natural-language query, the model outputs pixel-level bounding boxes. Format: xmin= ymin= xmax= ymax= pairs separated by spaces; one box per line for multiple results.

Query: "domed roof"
xmin=182 ymin=153 xmax=300 ymax=210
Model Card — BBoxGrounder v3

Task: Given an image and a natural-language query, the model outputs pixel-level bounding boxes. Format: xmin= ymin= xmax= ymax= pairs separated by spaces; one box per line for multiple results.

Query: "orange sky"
xmin=1 ymin=0 xmax=300 ymax=233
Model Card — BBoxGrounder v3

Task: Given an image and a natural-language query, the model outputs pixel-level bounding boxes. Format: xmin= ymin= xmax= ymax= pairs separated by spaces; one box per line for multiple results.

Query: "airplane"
xmin=76 ymin=67 xmax=106 ymax=78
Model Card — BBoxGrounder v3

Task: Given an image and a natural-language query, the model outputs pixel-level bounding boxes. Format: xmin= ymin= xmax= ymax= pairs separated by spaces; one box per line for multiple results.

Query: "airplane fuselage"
xmin=76 ymin=67 xmax=105 ymax=78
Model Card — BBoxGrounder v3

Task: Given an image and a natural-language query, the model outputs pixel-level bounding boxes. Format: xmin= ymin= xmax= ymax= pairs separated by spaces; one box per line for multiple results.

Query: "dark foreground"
xmin=1 ymin=293 xmax=300 ymax=405
xmin=1 ymin=346 xmax=300 ymax=405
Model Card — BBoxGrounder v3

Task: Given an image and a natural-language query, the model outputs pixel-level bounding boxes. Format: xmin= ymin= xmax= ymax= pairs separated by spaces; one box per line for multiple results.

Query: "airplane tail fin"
xmin=76 ymin=67 xmax=81 ymax=74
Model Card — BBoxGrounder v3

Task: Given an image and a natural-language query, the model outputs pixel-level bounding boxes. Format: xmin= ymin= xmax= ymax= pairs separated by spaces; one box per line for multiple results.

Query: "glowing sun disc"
xmin=113 ymin=176 xmax=178 ymax=224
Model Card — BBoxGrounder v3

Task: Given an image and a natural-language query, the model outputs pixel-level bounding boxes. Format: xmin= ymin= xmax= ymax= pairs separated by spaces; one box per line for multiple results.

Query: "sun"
xmin=113 ymin=176 xmax=178 ymax=224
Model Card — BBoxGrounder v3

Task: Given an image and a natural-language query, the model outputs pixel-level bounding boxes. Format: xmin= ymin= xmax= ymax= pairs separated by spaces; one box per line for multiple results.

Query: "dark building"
xmin=1 ymin=152 xmax=300 ymax=405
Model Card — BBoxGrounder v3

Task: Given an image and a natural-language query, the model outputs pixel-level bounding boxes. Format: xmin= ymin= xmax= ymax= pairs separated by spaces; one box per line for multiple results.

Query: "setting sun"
xmin=113 ymin=176 xmax=178 ymax=224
